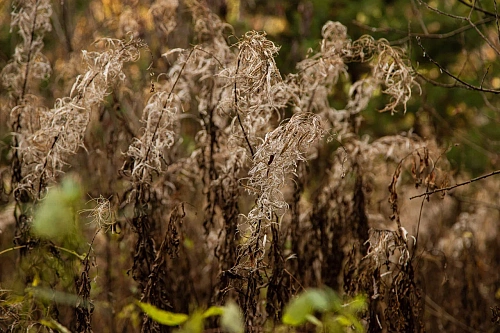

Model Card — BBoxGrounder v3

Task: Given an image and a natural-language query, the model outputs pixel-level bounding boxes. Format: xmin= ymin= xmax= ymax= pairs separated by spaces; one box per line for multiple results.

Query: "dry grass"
xmin=0 ymin=1 xmax=498 ymax=332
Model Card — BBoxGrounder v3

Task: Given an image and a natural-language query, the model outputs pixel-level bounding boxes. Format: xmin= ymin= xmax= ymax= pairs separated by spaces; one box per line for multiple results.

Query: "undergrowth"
xmin=0 ymin=1 xmax=499 ymax=332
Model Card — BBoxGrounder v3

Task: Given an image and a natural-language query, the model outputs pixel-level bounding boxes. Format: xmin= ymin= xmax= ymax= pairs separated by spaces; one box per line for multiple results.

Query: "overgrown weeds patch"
xmin=0 ymin=1 xmax=499 ymax=332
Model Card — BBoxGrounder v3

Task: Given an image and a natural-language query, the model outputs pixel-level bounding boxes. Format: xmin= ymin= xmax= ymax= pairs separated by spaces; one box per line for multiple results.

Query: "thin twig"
xmin=417 ymin=0 xmax=467 ymax=20
xmin=38 ymin=135 xmax=59 ymax=199
xmin=144 ymin=47 xmax=196 ymax=163
xmin=418 ymin=0 xmax=500 ymax=56
xmin=52 ymin=245 xmax=86 ymax=260
xmin=412 ymin=146 xmax=449 ymax=261
xmin=411 ymin=0 xmax=429 ymax=34
xmin=458 ymin=0 xmax=498 ymax=17
xmin=424 ymin=105 xmax=497 ymax=159
xmin=0 ymin=245 xmax=27 ymax=256
xmin=353 ymin=17 xmax=495 ymax=39
xmin=20 ymin=0 xmax=40 ymax=102
xmin=425 ymin=295 xmax=482 ymax=333
xmin=234 ymin=56 xmax=255 ymax=157
xmin=416 ymin=37 xmax=500 ymax=94
xmin=409 ymin=169 xmax=500 ymax=199
xmin=495 ymin=0 xmax=500 ymax=44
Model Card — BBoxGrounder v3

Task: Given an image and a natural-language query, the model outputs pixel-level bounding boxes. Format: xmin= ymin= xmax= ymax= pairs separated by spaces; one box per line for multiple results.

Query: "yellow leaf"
xmin=136 ymin=301 xmax=188 ymax=326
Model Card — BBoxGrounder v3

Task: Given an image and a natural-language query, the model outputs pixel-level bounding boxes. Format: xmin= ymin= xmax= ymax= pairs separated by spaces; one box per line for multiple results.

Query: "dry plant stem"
xmin=240 ymin=113 xmax=324 ymax=270
xmin=141 ymin=204 xmax=186 ymax=332
xmin=412 ymin=146 xmax=449 ymax=260
xmin=74 ymin=230 xmax=100 ymax=333
xmin=265 ymin=221 xmax=288 ymax=321
xmin=234 ymin=57 xmax=255 ymax=157
xmin=144 ymin=47 xmax=196 ymax=163
xmin=0 ymin=245 xmax=28 ymax=256
xmin=125 ymin=49 xmax=195 ymax=333
xmin=425 ymin=295 xmax=481 ymax=333
xmin=15 ymin=36 xmax=143 ymax=200
xmin=410 ymin=169 xmax=500 ymax=199
xmin=4 ymin=0 xmax=53 ymax=258
xmin=37 ymin=135 xmax=59 ymax=199
xmin=20 ymin=1 xmax=40 ymax=101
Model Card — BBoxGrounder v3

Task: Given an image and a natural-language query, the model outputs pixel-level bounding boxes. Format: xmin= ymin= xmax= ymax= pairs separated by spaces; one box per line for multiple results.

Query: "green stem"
xmin=0 ymin=245 xmax=27 ymax=256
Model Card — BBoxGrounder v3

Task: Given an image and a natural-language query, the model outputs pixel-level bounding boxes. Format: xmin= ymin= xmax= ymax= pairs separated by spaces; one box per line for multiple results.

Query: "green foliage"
xmin=1 ymin=1 xmax=499 ymax=332
xmin=39 ymin=318 xmax=71 ymax=333
xmin=136 ymin=302 xmax=189 ymax=326
xmin=137 ymin=301 xmax=244 ymax=333
xmin=283 ymin=288 xmax=366 ymax=332
xmin=32 ymin=176 xmax=83 ymax=245
xmin=201 ymin=305 xmax=225 ymax=318
xmin=139 ymin=291 xmax=364 ymax=333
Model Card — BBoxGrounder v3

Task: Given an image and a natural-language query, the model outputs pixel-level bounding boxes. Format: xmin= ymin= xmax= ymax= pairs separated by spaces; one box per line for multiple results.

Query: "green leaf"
xmin=40 ymin=319 xmax=71 ymax=333
xmin=32 ymin=176 xmax=83 ymax=243
xmin=175 ymin=311 xmax=204 ymax=333
xmin=282 ymin=288 xmax=329 ymax=326
xmin=221 ymin=301 xmax=244 ymax=333
xmin=306 ymin=289 xmax=329 ymax=312
xmin=282 ymin=291 xmax=311 ymax=326
xmin=335 ymin=315 xmax=352 ymax=326
xmin=345 ymin=295 xmax=367 ymax=313
xmin=202 ymin=306 xmax=225 ymax=318
xmin=305 ymin=314 xmax=322 ymax=327
xmin=136 ymin=301 xmax=188 ymax=326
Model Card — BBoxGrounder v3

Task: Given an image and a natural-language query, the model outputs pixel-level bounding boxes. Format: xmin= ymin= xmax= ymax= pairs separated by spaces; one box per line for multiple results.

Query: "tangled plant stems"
xmin=2 ymin=1 xmax=498 ymax=332
xmin=17 ymin=36 xmax=145 ymax=199
xmin=239 ymin=113 xmax=324 ymax=269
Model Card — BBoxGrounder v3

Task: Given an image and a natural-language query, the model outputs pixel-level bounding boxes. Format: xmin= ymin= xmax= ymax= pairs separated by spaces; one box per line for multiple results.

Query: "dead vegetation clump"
xmin=0 ymin=1 xmax=499 ymax=332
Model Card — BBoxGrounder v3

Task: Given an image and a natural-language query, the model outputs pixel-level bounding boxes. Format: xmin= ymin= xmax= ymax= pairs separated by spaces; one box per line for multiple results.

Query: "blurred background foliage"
xmin=227 ymin=0 xmax=499 ymax=176
xmin=229 ymin=0 xmax=500 ymax=177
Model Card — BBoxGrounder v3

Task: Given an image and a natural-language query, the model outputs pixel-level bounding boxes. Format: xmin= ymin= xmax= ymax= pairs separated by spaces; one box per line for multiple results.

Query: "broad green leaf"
xmin=305 ymin=289 xmax=329 ymax=312
xmin=221 ymin=301 xmax=244 ymax=333
xmin=137 ymin=301 xmax=188 ymax=326
xmin=282 ymin=291 xmax=312 ymax=326
xmin=32 ymin=176 xmax=83 ymax=243
xmin=325 ymin=288 xmax=343 ymax=312
xmin=202 ymin=306 xmax=224 ymax=318
xmin=282 ymin=288 xmax=329 ymax=326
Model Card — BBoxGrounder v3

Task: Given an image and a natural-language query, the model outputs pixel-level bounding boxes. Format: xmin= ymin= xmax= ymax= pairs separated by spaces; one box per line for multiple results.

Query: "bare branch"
xmin=353 ymin=17 xmax=495 ymax=39
xmin=458 ymin=0 xmax=498 ymax=17
xmin=409 ymin=170 xmax=500 ymax=200
xmin=416 ymin=37 xmax=500 ymax=94
xmin=417 ymin=0 xmax=500 ymax=56
xmin=494 ymin=0 xmax=500 ymax=44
